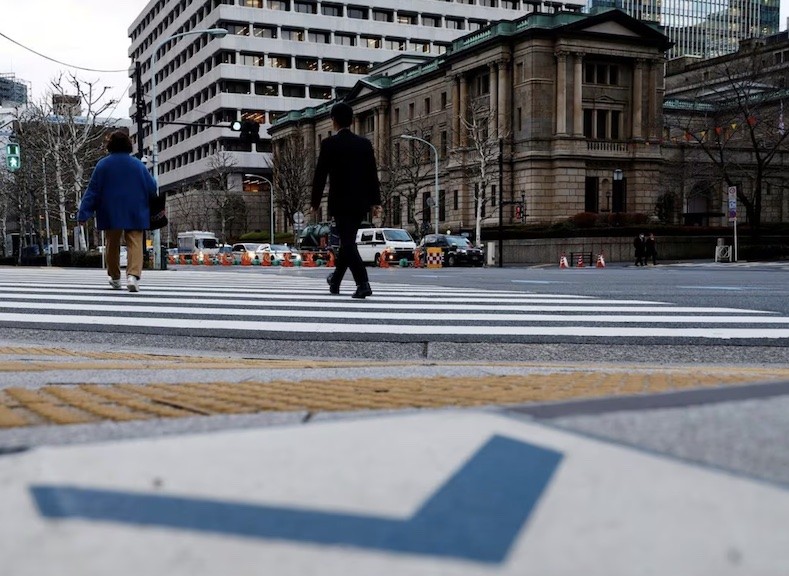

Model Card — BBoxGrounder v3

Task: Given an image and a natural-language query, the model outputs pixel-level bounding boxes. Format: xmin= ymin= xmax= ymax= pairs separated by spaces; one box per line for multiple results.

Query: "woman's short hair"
xmin=106 ymin=130 xmax=133 ymax=154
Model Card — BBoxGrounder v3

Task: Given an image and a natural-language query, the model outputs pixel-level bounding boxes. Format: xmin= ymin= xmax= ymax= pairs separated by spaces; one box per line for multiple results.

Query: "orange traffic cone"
xmin=378 ymin=252 xmax=390 ymax=268
xmin=302 ymin=251 xmax=316 ymax=267
xmin=559 ymin=253 xmax=569 ymax=269
xmin=596 ymin=253 xmax=606 ymax=268
xmin=326 ymin=250 xmax=335 ymax=268
xmin=282 ymin=252 xmax=294 ymax=267
xmin=576 ymin=254 xmax=585 ymax=268
xmin=413 ymin=249 xmax=422 ymax=268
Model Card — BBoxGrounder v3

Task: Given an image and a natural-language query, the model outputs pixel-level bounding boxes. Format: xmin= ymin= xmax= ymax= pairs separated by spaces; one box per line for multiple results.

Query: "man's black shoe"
xmin=327 ymin=273 xmax=340 ymax=295
xmin=352 ymin=282 xmax=372 ymax=299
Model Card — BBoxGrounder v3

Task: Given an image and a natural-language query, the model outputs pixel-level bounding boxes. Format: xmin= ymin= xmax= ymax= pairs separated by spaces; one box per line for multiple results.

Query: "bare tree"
xmin=205 ymin=150 xmax=246 ymax=242
xmin=664 ymin=45 xmax=789 ymax=237
xmin=15 ymin=73 xmax=118 ymax=250
xmin=395 ymin=122 xmax=436 ymax=240
xmin=271 ymin=130 xmax=312 ymax=228
xmin=458 ymin=97 xmax=505 ymax=246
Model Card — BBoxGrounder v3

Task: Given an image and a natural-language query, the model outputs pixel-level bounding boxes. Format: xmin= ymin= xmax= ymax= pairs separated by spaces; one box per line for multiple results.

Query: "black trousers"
xmin=332 ymin=217 xmax=368 ymax=286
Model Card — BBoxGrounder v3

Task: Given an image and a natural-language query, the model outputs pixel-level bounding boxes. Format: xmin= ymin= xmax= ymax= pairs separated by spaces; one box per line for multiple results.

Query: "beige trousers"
xmin=106 ymin=230 xmax=144 ymax=279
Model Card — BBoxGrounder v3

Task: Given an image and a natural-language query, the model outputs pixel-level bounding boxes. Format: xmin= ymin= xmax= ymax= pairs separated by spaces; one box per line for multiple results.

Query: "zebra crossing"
xmin=1 ymin=268 xmax=789 ymax=341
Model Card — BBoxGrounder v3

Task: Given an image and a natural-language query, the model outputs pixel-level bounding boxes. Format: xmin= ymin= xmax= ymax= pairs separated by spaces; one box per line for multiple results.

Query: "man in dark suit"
xmin=311 ymin=102 xmax=382 ymax=299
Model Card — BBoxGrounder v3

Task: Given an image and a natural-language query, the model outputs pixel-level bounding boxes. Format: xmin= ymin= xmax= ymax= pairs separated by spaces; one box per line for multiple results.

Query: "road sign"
xmin=5 ymin=142 xmax=20 ymax=172
xmin=727 ymin=185 xmax=737 ymax=222
xmin=293 ymin=211 xmax=304 ymax=225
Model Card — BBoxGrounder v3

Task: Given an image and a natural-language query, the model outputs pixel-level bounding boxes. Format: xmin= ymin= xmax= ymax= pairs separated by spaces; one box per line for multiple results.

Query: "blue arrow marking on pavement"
xmin=30 ymin=435 xmax=562 ymax=564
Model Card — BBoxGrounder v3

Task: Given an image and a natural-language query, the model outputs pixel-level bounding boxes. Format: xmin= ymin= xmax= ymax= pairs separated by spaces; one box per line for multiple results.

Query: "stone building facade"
xmin=662 ymin=30 xmax=789 ymax=228
xmin=270 ymin=9 xmax=671 ymax=237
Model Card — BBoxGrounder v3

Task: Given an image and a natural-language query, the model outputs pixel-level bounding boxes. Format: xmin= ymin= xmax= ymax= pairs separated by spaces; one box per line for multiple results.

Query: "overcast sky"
xmin=1 ymin=0 xmax=788 ymax=121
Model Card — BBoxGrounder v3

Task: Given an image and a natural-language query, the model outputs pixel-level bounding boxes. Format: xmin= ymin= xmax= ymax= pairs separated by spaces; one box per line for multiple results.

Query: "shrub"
xmin=569 ymin=212 xmax=598 ymax=228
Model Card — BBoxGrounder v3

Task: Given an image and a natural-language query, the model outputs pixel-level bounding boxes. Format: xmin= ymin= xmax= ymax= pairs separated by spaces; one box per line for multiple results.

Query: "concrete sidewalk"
xmin=2 ymin=341 xmax=789 ymax=574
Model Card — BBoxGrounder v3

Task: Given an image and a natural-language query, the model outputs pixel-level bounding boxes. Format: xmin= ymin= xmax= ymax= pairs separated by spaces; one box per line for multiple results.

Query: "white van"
xmin=356 ymin=228 xmax=416 ymax=266
xmin=177 ymin=231 xmax=219 ymax=262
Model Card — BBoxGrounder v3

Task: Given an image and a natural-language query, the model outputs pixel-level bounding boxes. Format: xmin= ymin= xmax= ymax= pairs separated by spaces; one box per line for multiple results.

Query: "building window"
xmin=440 ymin=92 xmax=447 ymax=109
xmin=391 ymin=196 xmax=401 ymax=225
xmin=397 ymin=12 xmax=417 ymax=25
xmin=472 ymin=72 xmax=490 ymax=96
xmin=281 ymin=28 xmax=305 ymax=41
xmin=268 ymin=0 xmax=289 ymax=10
xmin=347 ymin=6 xmax=368 ymax=19
xmin=373 ymin=9 xmax=393 ymax=21
xmin=225 ymin=23 xmax=250 ymax=35
xmin=282 ymin=84 xmax=305 ymax=98
xmin=309 ymin=85 xmax=332 ymax=99
xmin=585 ymin=63 xmax=619 ymax=85
xmin=241 ymin=0 xmax=263 ymax=7
xmin=517 ymin=107 xmax=522 ymax=131
xmin=422 ymin=14 xmax=440 ymax=27
xmin=408 ymin=102 xmax=414 ymax=120
xmin=424 ymin=97 xmax=431 ymax=114
xmin=385 ymin=38 xmax=406 ymax=51
xmin=296 ymin=57 xmax=318 ymax=70
xmin=410 ymin=40 xmax=430 ymax=53
xmin=365 ymin=115 xmax=375 ymax=133
xmin=294 ymin=1 xmax=316 ymax=13
xmin=584 ymin=108 xmax=621 ymax=140
xmin=335 ymin=33 xmax=356 ymax=46
xmin=440 ymin=130 xmax=447 ymax=157
xmin=269 ymin=55 xmax=291 ymax=68
xmin=221 ymin=80 xmax=250 ymax=94
xmin=348 ymin=61 xmax=370 ymax=74
xmin=585 ymin=177 xmax=599 ymax=213
xmin=362 ymin=35 xmax=382 ymax=49
xmin=394 ymin=108 xmax=400 ymax=123
xmin=469 ymin=20 xmax=487 ymax=31
xmin=255 ymin=82 xmax=278 ymax=96
xmin=322 ymin=59 xmax=343 ymax=72
xmin=240 ymin=53 xmax=265 ymax=66
xmin=453 ymin=190 xmax=459 ymax=210
xmin=321 ymin=3 xmax=341 ymax=16
xmin=434 ymin=42 xmax=449 ymax=55
xmin=446 ymin=17 xmax=465 ymax=30
xmin=254 ymin=25 xmax=277 ymax=38
xmin=308 ymin=30 xmax=330 ymax=43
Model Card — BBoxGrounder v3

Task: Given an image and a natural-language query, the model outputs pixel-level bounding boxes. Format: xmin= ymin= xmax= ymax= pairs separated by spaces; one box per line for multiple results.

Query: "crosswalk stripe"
xmin=0 ymin=269 xmax=787 ymax=340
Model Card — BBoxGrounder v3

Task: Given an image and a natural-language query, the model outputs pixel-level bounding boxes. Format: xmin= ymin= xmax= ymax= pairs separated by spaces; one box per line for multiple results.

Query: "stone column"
xmin=498 ymin=57 xmax=510 ymax=139
xmin=632 ymin=59 xmax=643 ymax=140
xmin=452 ymin=75 xmax=461 ymax=147
xmin=555 ymin=51 xmax=568 ymax=135
xmin=375 ymin=107 xmax=384 ymax=163
xmin=459 ymin=74 xmax=469 ymax=147
xmin=573 ymin=52 xmax=584 ymax=136
xmin=647 ymin=59 xmax=657 ymax=140
xmin=489 ymin=62 xmax=499 ymax=140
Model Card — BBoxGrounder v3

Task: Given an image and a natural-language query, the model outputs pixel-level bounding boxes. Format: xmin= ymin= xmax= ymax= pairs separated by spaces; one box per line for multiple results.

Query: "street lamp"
xmin=400 ymin=134 xmax=439 ymax=235
xmin=246 ymin=173 xmax=275 ymax=244
xmin=150 ymin=27 xmax=227 ymax=269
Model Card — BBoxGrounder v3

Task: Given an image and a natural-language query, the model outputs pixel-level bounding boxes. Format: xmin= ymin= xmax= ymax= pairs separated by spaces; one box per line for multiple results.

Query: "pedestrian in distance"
xmin=78 ymin=130 xmax=157 ymax=292
xmin=311 ymin=102 xmax=382 ymax=299
xmin=633 ymin=233 xmax=646 ymax=266
xmin=645 ymin=232 xmax=658 ymax=265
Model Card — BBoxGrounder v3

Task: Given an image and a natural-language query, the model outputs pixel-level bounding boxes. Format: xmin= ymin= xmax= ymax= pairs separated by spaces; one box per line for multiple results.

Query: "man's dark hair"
xmin=106 ymin=130 xmax=133 ymax=154
xmin=330 ymin=102 xmax=353 ymax=129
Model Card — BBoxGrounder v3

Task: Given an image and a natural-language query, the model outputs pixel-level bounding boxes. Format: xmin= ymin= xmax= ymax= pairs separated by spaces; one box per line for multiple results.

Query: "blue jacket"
xmin=78 ymin=153 xmax=157 ymax=230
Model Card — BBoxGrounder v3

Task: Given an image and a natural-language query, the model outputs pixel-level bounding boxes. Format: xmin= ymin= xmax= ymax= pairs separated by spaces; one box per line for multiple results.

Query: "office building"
xmin=588 ymin=0 xmax=781 ymax=58
xmin=127 ymin=0 xmax=584 ymax=237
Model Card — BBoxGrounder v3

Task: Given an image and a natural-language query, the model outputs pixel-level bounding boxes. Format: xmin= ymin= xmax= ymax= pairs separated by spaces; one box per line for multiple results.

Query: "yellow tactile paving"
xmin=1 ymin=368 xmax=789 ymax=429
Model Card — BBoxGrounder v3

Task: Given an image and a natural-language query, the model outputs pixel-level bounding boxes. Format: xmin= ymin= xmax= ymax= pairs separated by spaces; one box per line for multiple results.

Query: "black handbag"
xmin=149 ymin=194 xmax=168 ymax=230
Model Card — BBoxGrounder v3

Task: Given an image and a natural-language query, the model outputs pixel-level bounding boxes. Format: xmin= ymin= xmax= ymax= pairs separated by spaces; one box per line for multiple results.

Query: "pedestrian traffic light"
xmin=514 ymin=204 xmax=522 ymax=222
xmin=5 ymin=142 xmax=20 ymax=172
xmin=233 ymin=120 xmax=260 ymax=145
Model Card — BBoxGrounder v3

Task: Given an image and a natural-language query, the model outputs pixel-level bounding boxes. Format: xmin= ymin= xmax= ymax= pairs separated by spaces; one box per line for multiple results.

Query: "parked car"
xmin=257 ymin=243 xmax=302 ymax=263
xmin=356 ymin=227 xmax=416 ymax=266
xmin=232 ymin=243 xmax=265 ymax=260
xmin=418 ymin=234 xmax=484 ymax=267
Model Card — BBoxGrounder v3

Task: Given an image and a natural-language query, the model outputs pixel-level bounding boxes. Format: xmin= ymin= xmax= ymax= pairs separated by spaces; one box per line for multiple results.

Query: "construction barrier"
xmin=413 ymin=249 xmax=423 ymax=268
xmin=302 ymin=252 xmax=316 ymax=267
xmin=596 ymin=253 xmax=606 ymax=268
xmin=378 ymin=251 xmax=390 ymax=268
xmin=559 ymin=253 xmax=569 ymax=269
xmin=576 ymin=254 xmax=585 ymax=268
xmin=326 ymin=251 xmax=335 ymax=268
xmin=426 ymin=247 xmax=443 ymax=269
xmin=282 ymin=252 xmax=294 ymax=267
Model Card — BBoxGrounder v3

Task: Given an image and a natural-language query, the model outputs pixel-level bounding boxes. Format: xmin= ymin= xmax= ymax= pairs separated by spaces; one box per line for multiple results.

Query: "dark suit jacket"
xmin=311 ymin=129 xmax=381 ymax=220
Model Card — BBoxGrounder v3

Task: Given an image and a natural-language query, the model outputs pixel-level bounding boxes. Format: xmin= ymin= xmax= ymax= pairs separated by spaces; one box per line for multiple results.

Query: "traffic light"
xmin=514 ymin=204 xmax=522 ymax=222
xmin=232 ymin=120 xmax=260 ymax=145
xmin=5 ymin=142 xmax=20 ymax=172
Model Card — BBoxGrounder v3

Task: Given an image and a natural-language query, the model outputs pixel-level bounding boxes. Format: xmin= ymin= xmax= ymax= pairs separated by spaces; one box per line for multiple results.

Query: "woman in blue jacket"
xmin=78 ymin=131 xmax=157 ymax=292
